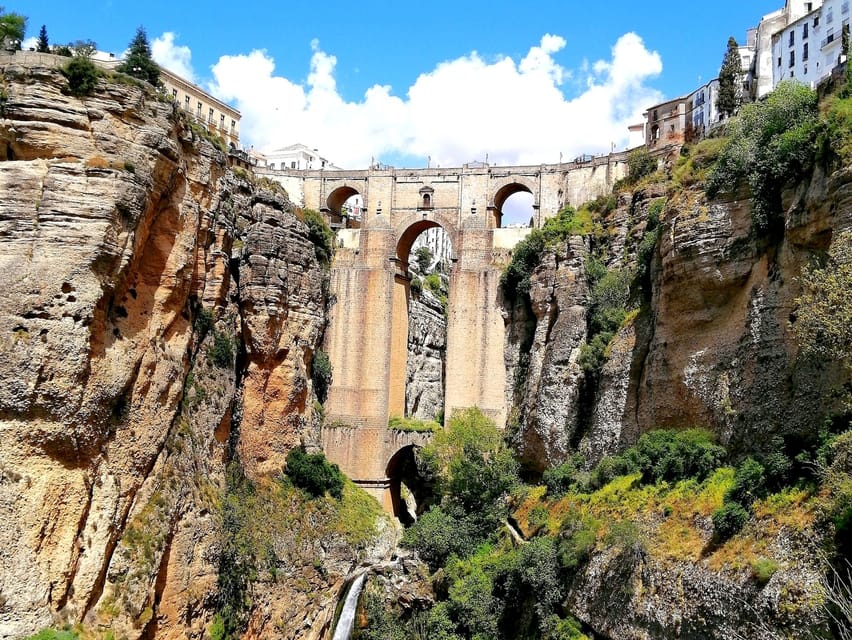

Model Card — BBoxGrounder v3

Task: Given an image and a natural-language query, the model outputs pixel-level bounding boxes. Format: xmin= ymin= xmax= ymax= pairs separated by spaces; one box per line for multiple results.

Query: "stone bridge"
xmin=262 ymin=157 xmax=628 ymax=512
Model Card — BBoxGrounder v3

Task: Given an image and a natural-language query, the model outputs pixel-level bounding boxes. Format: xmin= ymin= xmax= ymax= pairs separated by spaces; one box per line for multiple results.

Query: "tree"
xmin=71 ymin=39 xmax=96 ymax=58
xmin=415 ymin=245 xmax=433 ymax=274
xmin=62 ymin=56 xmax=99 ymax=96
xmin=0 ymin=7 xmax=26 ymax=48
xmin=36 ymin=24 xmax=48 ymax=53
xmin=117 ymin=26 xmax=160 ymax=86
xmin=717 ymin=36 xmax=743 ymax=119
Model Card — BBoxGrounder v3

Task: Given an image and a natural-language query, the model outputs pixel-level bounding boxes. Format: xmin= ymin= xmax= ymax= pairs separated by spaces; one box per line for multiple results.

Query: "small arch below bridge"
xmin=385 ymin=444 xmax=435 ymax=525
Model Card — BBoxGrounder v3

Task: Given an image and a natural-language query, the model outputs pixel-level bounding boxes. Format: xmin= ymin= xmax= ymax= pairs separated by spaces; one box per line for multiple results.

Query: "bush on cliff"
xmin=500 ymin=206 xmax=597 ymax=300
xmin=300 ymin=208 xmax=335 ymax=266
xmin=707 ymin=81 xmax=820 ymax=234
xmin=589 ymin=428 xmax=726 ymax=490
xmin=62 ymin=56 xmax=100 ymax=96
xmin=285 ymin=447 xmax=344 ymax=499
xmin=311 ymin=349 xmax=332 ymax=404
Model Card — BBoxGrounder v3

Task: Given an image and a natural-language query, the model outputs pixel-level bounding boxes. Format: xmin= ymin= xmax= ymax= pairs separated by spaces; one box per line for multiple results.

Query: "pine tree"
xmin=117 ymin=26 xmax=160 ymax=86
xmin=36 ymin=24 xmax=49 ymax=52
xmin=717 ymin=36 xmax=742 ymax=119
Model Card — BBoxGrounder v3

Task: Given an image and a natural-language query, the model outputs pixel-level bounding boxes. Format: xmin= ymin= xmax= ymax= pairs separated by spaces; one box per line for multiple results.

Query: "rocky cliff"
xmin=506 ymin=167 xmax=850 ymax=469
xmin=0 ymin=57 xmax=380 ymax=640
xmin=405 ymin=289 xmax=446 ymax=422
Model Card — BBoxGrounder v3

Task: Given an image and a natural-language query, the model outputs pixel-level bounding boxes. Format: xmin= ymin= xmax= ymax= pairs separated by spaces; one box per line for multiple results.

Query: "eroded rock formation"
xmin=0 ymin=58 xmax=364 ymax=640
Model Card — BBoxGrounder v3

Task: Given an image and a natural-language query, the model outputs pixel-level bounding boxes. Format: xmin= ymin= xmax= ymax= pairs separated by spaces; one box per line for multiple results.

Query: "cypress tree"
xmin=117 ymin=26 xmax=160 ymax=86
xmin=36 ymin=24 xmax=49 ymax=52
xmin=717 ymin=36 xmax=742 ymax=119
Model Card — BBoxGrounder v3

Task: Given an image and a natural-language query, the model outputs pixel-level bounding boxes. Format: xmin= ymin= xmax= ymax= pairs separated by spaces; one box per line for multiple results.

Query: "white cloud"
xmin=209 ymin=33 xmax=663 ymax=168
xmin=21 ymin=37 xmax=37 ymax=51
xmin=152 ymin=32 xmax=195 ymax=82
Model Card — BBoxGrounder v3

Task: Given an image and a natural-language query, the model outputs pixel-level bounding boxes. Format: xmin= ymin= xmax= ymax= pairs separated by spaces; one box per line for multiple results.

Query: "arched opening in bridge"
xmin=388 ymin=222 xmax=453 ymax=425
xmin=326 ymin=186 xmax=363 ymax=228
xmin=385 ymin=445 xmax=434 ymax=525
xmin=494 ymin=184 xmax=535 ymax=228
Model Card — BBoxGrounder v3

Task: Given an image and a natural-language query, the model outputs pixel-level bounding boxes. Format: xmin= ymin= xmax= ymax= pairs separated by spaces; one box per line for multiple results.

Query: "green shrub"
xmin=557 ymin=512 xmax=600 ymax=570
xmin=409 ymin=275 xmax=422 ymax=295
xmin=285 ymin=447 xmax=344 ymax=499
xmin=62 ymin=56 xmax=100 ymax=96
xmin=528 ymin=504 xmax=550 ymax=533
xmin=712 ymin=501 xmax=749 ymax=541
xmin=500 ymin=206 xmax=600 ymax=300
xmin=626 ymin=148 xmax=657 ymax=184
xmin=424 ymin=272 xmax=443 ymax=293
xmin=193 ymin=307 xmax=214 ymax=339
xmin=707 ymin=81 xmax=820 ymax=233
xmin=541 ymin=614 xmax=590 ymax=640
xmin=311 ymin=349 xmax=332 ymax=404
xmin=415 ymin=245 xmax=433 ymax=273
xmin=589 ymin=429 xmax=726 ymax=489
xmin=301 ymin=208 xmax=335 ymax=266
xmin=25 ymin=630 xmax=78 ymax=640
xmin=725 ymin=457 xmax=766 ymax=507
xmin=388 ymin=415 xmax=439 ymax=432
xmin=401 ymin=505 xmax=478 ymax=569
xmin=542 ymin=455 xmax=586 ymax=496
xmin=751 ymin=557 xmax=779 ymax=585
xmin=210 ymin=331 xmax=234 ymax=368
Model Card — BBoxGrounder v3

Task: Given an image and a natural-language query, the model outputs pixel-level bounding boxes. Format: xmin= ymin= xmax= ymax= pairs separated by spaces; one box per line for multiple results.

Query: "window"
xmin=778 ymin=55 xmax=782 ymax=66
xmin=803 ymin=42 xmax=809 ymax=60
xmin=790 ymin=50 xmax=796 ymax=67
xmin=220 ymin=114 xmax=225 ymax=129
xmin=790 ymin=30 xmax=795 ymax=46
xmin=196 ymin=101 xmax=202 ymax=117
xmin=172 ymin=88 xmax=178 ymax=100
xmin=806 ymin=2 xmax=813 ymax=10
xmin=815 ymin=16 xmax=820 ymax=27
xmin=291 ymin=161 xmax=296 ymax=168
xmin=803 ymin=23 xmax=809 ymax=39
xmin=828 ymin=9 xmax=834 ymax=23
xmin=230 ymin=119 xmax=236 ymax=132
xmin=844 ymin=1 xmax=849 ymax=14
xmin=184 ymin=95 xmax=190 ymax=109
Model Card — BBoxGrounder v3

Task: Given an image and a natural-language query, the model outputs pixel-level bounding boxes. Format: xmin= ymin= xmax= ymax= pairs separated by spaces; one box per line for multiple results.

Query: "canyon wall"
xmin=0 ymin=58 xmax=377 ymax=640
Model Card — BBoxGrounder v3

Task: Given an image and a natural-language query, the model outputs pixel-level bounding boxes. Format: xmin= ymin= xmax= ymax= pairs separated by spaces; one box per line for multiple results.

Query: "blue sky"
xmin=19 ymin=1 xmax=782 ymax=169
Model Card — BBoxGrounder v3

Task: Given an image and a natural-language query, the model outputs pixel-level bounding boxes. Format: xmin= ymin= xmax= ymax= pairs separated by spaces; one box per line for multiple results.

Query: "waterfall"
xmin=331 ymin=573 xmax=366 ymax=640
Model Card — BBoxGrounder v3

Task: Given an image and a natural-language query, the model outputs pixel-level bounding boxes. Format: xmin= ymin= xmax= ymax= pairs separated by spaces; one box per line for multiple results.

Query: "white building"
xmin=262 ymin=143 xmax=341 ymax=171
xmin=751 ymin=0 xmax=826 ymax=98
xmin=771 ymin=0 xmax=848 ymax=89
xmin=411 ymin=227 xmax=453 ymax=272
xmin=688 ymin=78 xmax=721 ymax=136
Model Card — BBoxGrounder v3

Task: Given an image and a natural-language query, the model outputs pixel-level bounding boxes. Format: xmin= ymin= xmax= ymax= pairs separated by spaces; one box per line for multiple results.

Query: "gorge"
xmin=0 ymin=52 xmax=850 ymax=640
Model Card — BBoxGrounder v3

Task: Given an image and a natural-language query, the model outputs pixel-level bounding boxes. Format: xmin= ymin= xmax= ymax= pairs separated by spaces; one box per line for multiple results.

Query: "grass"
xmin=388 ymin=415 xmax=440 ymax=432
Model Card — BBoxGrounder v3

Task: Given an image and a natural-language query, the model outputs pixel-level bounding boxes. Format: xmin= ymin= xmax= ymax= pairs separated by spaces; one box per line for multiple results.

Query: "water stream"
xmin=331 ymin=572 xmax=366 ymax=640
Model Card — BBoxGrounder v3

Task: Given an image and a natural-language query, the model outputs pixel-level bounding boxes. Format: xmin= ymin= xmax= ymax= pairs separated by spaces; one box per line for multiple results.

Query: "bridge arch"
xmin=490 ymin=178 xmax=539 ymax=228
xmin=393 ymin=211 xmax=459 ymax=266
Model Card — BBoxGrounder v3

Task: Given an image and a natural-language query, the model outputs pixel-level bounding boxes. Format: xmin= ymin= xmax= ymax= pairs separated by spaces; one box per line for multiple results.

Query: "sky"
xmin=19 ymin=1 xmax=783 ymax=170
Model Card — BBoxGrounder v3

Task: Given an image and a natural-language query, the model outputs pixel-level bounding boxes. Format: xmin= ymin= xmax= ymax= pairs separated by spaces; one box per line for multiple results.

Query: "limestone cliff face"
xmin=405 ymin=290 xmax=445 ymax=421
xmin=504 ymin=239 xmax=590 ymax=472
xmin=0 ymin=58 xmax=344 ymax=639
xmin=506 ymin=167 xmax=850 ymax=469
